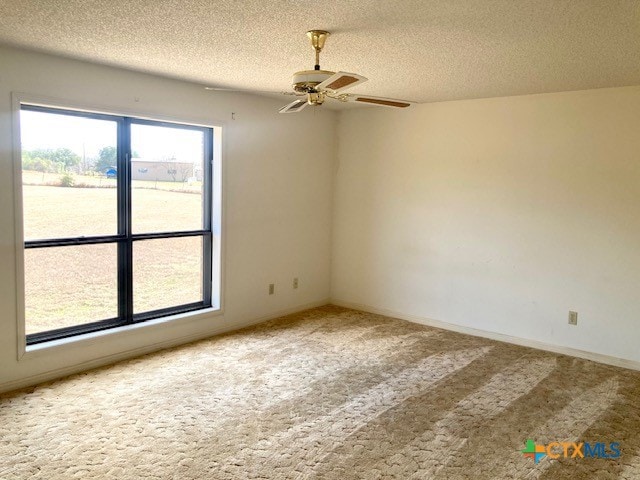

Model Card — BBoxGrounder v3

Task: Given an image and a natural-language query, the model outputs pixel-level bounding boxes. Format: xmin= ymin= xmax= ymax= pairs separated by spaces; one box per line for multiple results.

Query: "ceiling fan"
xmin=279 ymin=30 xmax=414 ymax=113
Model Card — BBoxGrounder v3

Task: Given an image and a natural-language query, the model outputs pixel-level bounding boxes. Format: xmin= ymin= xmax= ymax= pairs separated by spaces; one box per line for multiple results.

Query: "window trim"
xmin=11 ymin=93 xmax=224 ymax=359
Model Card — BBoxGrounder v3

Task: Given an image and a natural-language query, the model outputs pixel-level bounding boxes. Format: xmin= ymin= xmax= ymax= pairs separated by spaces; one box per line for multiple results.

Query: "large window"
xmin=19 ymin=104 xmax=219 ymax=345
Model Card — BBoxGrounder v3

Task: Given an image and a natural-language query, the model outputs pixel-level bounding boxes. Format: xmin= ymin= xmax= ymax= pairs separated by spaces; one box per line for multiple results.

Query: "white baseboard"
xmin=0 ymin=299 xmax=330 ymax=395
xmin=331 ymin=299 xmax=640 ymax=372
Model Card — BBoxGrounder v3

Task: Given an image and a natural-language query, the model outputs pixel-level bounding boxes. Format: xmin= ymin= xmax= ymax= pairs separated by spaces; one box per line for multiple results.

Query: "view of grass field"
xmin=24 ymin=173 xmax=204 ymax=335
xmin=20 ymin=108 xmax=209 ymax=336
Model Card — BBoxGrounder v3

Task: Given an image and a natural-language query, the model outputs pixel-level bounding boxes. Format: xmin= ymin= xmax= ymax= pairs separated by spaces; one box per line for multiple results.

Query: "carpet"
xmin=1 ymin=305 xmax=640 ymax=479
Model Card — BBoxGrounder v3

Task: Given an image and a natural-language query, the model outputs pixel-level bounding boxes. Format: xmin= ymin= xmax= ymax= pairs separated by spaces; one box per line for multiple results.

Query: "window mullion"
xmin=117 ymin=117 xmax=133 ymax=323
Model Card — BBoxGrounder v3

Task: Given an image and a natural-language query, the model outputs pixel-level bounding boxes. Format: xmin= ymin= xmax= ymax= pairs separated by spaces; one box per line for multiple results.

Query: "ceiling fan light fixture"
xmin=307 ymin=91 xmax=325 ymax=106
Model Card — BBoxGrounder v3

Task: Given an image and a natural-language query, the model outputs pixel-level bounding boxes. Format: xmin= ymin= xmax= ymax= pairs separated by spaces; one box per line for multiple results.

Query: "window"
xmin=19 ymin=104 xmax=220 ymax=345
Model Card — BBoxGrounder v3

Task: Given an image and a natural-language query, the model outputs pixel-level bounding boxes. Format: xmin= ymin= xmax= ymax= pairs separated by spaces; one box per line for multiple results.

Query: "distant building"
xmin=130 ymin=158 xmax=201 ymax=182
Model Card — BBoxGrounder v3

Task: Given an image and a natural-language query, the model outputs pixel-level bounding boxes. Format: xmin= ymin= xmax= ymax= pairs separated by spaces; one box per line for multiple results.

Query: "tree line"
xmin=22 ymin=146 xmax=117 ymax=174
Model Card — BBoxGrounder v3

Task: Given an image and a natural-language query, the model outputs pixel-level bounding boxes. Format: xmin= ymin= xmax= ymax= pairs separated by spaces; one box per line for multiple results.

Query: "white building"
xmin=130 ymin=158 xmax=201 ymax=182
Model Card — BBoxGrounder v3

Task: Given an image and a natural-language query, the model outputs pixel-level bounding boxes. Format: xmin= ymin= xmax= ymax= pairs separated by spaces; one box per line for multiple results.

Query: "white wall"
xmin=3 ymin=45 xmax=639 ymax=390
xmin=332 ymin=86 xmax=640 ymax=363
xmin=0 ymin=45 xmax=335 ymax=391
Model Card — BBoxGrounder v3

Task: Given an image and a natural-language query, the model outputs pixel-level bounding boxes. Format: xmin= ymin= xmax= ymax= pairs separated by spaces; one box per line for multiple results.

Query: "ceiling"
xmin=0 ymin=0 xmax=639 ymax=107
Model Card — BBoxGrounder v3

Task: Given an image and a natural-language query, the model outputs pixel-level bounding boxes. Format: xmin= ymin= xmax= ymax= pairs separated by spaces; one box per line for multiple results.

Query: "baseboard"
xmin=331 ymin=299 xmax=640 ymax=372
xmin=0 ymin=299 xmax=330 ymax=395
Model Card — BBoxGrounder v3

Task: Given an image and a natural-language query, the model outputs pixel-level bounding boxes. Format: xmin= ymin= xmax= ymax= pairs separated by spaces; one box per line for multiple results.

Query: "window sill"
xmin=20 ymin=306 xmax=223 ymax=361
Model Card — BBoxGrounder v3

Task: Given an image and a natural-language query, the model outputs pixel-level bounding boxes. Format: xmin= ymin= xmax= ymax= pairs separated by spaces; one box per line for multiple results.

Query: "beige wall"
xmin=0 ymin=45 xmax=335 ymax=391
xmin=332 ymin=86 xmax=640 ymax=363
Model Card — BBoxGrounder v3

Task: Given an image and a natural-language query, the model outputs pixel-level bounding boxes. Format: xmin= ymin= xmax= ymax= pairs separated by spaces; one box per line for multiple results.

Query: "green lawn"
xmin=23 ymin=177 xmax=205 ymax=335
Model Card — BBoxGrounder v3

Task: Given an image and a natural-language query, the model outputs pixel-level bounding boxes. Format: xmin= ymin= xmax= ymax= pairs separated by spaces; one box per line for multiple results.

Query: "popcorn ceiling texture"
xmin=0 ymin=1 xmax=638 ymax=105
xmin=2 ymin=305 xmax=640 ymax=479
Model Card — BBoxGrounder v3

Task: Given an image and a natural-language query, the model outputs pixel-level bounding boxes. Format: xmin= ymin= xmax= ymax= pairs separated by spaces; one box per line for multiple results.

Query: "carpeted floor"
xmin=2 ymin=306 xmax=640 ymax=479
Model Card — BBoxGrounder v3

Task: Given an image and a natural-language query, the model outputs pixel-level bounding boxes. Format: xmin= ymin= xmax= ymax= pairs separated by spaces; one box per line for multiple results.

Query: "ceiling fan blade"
xmin=205 ymin=86 xmax=299 ymax=96
xmin=345 ymin=94 xmax=413 ymax=108
xmin=316 ymin=71 xmax=368 ymax=93
xmin=279 ymin=99 xmax=309 ymax=114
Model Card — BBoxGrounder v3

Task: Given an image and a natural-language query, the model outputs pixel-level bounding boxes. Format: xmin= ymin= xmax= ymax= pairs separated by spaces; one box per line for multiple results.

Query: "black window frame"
xmin=21 ymin=104 xmax=214 ymax=345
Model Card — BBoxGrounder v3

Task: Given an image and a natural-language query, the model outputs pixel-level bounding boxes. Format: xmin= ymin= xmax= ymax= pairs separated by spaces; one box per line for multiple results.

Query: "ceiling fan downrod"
xmin=307 ymin=30 xmax=329 ymax=71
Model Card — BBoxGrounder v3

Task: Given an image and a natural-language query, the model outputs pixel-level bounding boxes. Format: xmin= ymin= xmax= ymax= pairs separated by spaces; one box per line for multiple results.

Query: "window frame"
xmin=16 ymin=102 xmax=218 ymax=346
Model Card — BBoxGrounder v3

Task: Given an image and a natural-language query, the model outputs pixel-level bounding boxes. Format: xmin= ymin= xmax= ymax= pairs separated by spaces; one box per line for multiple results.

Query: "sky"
xmin=20 ymin=110 xmax=204 ymax=165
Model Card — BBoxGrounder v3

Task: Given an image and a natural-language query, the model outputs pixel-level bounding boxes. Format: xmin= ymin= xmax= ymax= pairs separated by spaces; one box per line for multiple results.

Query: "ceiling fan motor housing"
xmin=292 ymin=70 xmax=335 ymax=94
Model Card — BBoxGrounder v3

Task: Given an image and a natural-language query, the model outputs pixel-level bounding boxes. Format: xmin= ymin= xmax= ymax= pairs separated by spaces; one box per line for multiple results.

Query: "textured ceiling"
xmin=0 ymin=0 xmax=639 ymax=107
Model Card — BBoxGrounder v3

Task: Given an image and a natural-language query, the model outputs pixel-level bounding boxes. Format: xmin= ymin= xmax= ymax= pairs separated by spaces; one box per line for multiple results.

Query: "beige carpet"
xmin=2 ymin=306 xmax=640 ymax=479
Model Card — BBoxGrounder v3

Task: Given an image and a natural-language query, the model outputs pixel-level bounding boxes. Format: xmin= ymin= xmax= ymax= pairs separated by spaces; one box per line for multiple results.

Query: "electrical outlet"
xmin=568 ymin=311 xmax=578 ymax=326
xmin=293 ymin=277 xmax=299 ymax=289
xmin=268 ymin=283 xmax=275 ymax=295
